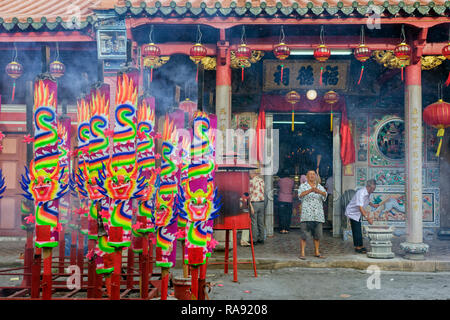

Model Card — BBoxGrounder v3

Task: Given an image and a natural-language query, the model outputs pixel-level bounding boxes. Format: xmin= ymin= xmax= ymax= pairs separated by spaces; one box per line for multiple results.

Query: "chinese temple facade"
xmin=0 ymin=0 xmax=449 ymax=260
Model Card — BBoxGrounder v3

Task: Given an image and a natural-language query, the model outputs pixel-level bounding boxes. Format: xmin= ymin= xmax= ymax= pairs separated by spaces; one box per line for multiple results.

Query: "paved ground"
xmin=203 ymin=267 xmax=450 ymax=300
xmin=1 ymin=228 xmax=450 ymax=270
xmin=0 ymin=230 xmax=449 ymax=299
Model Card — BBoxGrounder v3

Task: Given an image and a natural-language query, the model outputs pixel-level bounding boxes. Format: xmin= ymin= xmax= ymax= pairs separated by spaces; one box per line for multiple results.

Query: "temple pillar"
xmin=214 ymin=35 xmax=232 ymax=249
xmin=400 ymin=60 xmax=429 ymax=260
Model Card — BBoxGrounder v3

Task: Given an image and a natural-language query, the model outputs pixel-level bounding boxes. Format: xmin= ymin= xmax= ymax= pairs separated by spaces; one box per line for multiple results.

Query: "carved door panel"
xmin=0 ymin=135 xmax=26 ymax=236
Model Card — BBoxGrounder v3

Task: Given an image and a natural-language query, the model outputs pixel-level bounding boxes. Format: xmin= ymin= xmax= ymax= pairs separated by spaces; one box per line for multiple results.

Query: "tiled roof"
xmin=0 ymin=0 xmax=100 ymax=30
xmin=0 ymin=0 xmax=448 ymax=32
xmin=94 ymin=0 xmax=450 ymax=18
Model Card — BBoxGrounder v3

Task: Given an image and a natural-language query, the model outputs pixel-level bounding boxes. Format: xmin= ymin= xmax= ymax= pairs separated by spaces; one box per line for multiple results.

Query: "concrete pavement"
xmin=1 ymin=229 xmax=449 ymax=273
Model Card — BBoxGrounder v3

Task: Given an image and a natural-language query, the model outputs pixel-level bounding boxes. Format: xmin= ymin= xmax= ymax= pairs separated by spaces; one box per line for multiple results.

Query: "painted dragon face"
xmin=184 ymin=182 xmax=214 ymax=222
xmin=78 ymin=162 xmax=103 ymax=201
xmin=154 ymin=192 xmax=175 ymax=227
xmin=99 ymin=160 xmax=140 ymax=201
xmin=23 ymin=160 xmax=65 ymax=202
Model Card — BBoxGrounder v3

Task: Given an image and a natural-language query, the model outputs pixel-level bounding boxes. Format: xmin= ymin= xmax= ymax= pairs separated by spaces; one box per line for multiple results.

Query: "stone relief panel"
xmin=361 ymin=189 xmax=440 ymax=227
xmin=369 ymin=115 xmax=405 ymax=167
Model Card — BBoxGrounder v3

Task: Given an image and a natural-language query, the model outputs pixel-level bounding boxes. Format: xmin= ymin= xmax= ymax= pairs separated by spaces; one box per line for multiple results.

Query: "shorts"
xmin=300 ymin=221 xmax=323 ymax=240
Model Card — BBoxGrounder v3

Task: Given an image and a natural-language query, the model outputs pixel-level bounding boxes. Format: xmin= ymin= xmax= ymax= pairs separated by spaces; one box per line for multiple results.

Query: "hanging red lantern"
xmin=354 ymin=27 xmax=371 ymax=85
xmin=286 ymin=90 xmax=300 ymax=132
xmin=423 ymin=99 xmax=450 ymax=156
xmin=324 ymin=91 xmax=339 ymax=132
xmin=273 ymin=26 xmax=290 ymax=84
xmin=142 ymin=43 xmax=161 ymax=83
xmin=314 ymin=26 xmax=331 ymax=86
xmin=49 ymin=60 xmax=65 ymax=78
xmin=394 ymin=42 xmax=411 ymax=82
xmin=354 ymin=44 xmax=371 ymax=85
xmin=394 ymin=25 xmax=411 ymax=82
xmin=274 ymin=43 xmax=290 ymax=83
xmin=442 ymin=43 xmax=450 ymax=86
xmin=190 ymin=43 xmax=207 ymax=83
xmin=143 ymin=26 xmax=161 ymax=84
xmin=236 ymin=26 xmax=252 ymax=82
xmin=236 ymin=44 xmax=252 ymax=82
xmin=314 ymin=44 xmax=331 ymax=86
xmin=49 ymin=43 xmax=65 ymax=79
xmin=6 ymin=61 xmax=23 ymax=102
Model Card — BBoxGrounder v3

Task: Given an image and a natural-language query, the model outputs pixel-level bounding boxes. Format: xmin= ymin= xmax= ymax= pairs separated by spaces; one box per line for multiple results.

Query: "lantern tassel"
xmin=320 ymin=67 xmax=323 ymax=86
xmin=436 ymin=128 xmax=445 ymax=157
xmin=330 ymin=111 xmax=333 ymax=132
xmin=445 ymin=72 xmax=450 ymax=87
xmin=11 ymin=81 xmax=16 ymax=102
xmin=281 ymin=65 xmax=284 ymax=84
xmin=150 ymin=66 xmax=153 ymax=83
xmin=291 ymin=109 xmax=294 ymax=132
xmin=357 ymin=65 xmax=364 ymax=85
xmin=241 ymin=67 xmax=244 ymax=82
xmin=196 ymin=64 xmax=199 ymax=83
xmin=401 ymin=66 xmax=404 ymax=82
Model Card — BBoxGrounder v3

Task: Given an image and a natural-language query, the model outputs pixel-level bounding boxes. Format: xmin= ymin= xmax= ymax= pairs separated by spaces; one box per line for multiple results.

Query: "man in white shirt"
xmin=345 ymin=179 xmax=379 ymax=253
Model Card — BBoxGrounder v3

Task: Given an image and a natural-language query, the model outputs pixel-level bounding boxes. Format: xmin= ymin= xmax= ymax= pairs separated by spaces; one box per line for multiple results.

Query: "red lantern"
xmin=423 ymin=99 xmax=450 ymax=156
xmin=236 ymin=44 xmax=252 ymax=82
xmin=314 ymin=44 xmax=331 ymax=86
xmin=442 ymin=43 xmax=450 ymax=86
xmin=190 ymin=43 xmax=207 ymax=83
xmin=142 ymin=43 xmax=161 ymax=82
xmin=49 ymin=60 xmax=65 ymax=78
xmin=273 ymin=43 xmax=290 ymax=83
xmin=286 ymin=90 xmax=300 ymax=132
xmin=314 ymin=44 xmax=331 ymax=63
xmin=324 ymin=91 xmax=339 ymax=132
xmin=394 ymin=42 xmax=411 ymax=81
xmin=354 ymin=44 xmax=371 ymax=85
xmin=6 ymin=61 xmax=23 ymax=102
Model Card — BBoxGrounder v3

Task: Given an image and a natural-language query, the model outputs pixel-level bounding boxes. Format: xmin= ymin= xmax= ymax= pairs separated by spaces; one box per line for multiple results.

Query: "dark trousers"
xmin=251 ymin=201 xmax=265 ymax=242
xmin=350 ymin=217 xmax=363 ymax=247
xmin=278 ymin=201 xmax=292 ymax=231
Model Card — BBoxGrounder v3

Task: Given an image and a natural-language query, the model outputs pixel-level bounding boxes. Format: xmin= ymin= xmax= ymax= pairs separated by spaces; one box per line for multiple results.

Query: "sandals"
xmin=314 ymin=254 xmax=326 ymax=259
xmin=298 ymin=255 xmax=306 ymax=260
xmin=355 ymin=247 xmax=367 ymax=254
xmin=240 ymin=241 xmax=250 ymax=247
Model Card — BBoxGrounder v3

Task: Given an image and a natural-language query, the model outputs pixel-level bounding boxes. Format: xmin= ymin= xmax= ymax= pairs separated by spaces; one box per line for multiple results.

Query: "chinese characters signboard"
xmin=263 ymin=60 xmax=350 ymax=91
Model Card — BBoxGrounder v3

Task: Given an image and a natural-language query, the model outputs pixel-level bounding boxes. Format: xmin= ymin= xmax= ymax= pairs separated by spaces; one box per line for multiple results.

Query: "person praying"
xmin=298 ymin=169 xmax=327 ymax=260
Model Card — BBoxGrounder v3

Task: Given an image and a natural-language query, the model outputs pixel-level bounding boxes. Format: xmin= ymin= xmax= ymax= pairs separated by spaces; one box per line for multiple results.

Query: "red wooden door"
xmin=0 ymin=135 xmax=27 ymax=236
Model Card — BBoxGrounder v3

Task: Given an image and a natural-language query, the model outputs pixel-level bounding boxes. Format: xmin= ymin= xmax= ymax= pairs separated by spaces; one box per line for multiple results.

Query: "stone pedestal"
xmin=365 ymin=225 xmax=395 ymax=259
xmin=400 ymin=242 xmax=429 ymax=260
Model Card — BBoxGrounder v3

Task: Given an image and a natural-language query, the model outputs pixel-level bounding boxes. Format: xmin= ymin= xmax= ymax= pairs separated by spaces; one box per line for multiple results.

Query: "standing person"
xmin=298 ymin=170 xmax=327 ymax=259
xmin=249 ymin=169 xmax=265 ymax=245
xmin=325 ymin=172 xmax=334 ymax=224
xmin=239 ymin=192 xmax=252 ymax=247
xmin=345 ymin=180 xmax=379 ymax=253
xmin=277 ymin=169 xmax=294 ymax=234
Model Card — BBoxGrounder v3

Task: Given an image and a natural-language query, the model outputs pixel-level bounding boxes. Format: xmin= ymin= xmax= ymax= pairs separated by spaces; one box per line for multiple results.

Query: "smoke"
xmin=147 ymin=54 xmax=197 ymax=115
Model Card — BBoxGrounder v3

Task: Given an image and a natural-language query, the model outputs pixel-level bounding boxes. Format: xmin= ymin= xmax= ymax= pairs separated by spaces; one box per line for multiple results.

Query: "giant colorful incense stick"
xmin=154 ymin=115 xmax=179 ymax=267
xmin=20 ymin=74 xmax=68 ymax=300
xmin=20 ymin=75 xmax=68 ymax=248
xmin=133 ymin=95 xmax=158 ymax=240
xmin=177 ymin=112 xmax=221 ymax=299
xmin=57 ymin=117 xmax=71 ymax=274
xmin=153 ymin=115 xmax=180 ymax=299
xmin=99 ymin=68 xmax=144 ymax=249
